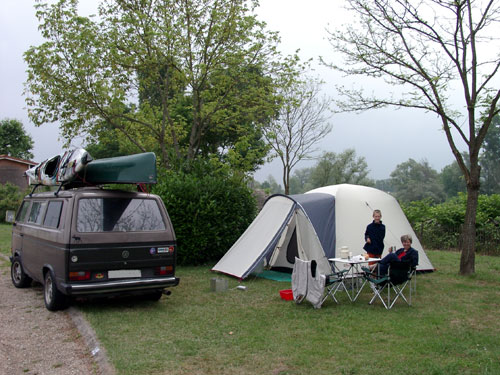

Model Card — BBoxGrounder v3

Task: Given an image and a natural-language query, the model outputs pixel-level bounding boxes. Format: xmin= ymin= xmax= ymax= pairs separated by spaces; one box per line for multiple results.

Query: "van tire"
xmin=44 ymin=271 xmax=68 ymax=311
xmin=11 ymin=257 xmax=32 ymax=288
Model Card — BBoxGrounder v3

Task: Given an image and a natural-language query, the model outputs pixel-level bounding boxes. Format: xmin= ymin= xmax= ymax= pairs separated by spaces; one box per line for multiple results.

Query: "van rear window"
xmin=43 ymin=201 xmax=63 ymax=228
xmin=76 ymin=198 xmax=166 ymax=232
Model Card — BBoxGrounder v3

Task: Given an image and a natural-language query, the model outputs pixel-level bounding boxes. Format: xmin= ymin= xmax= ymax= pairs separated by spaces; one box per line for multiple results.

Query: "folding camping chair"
xmin=320 ymin=268 xmax=348 ymax=305
xmin=362 ymin=261 xmax=416 ymax=309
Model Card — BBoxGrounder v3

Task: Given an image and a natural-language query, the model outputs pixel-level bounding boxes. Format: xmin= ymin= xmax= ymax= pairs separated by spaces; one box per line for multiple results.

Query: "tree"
xmin=263 ymin=75 xmax=332 ymax=194
xmin=441 ymin=161 xmax=466 ymax=199
xmin=258 ymin=175 xmax=284 ymax=195
xmin=374 ymin=178 xmax=395 ymax=193
xmin=0 ymin=119 xmax=34 ymax=160
xmin=310 ymin=149 xmax=373 ymax=188
xmin=480 ymin=115 xmax=500 ymax=194
xmin=289 ymin=167 xmax=314 ymax=194
xmin=325 ymin=0 xmax=500 ymax=275
xmin=0 ymin=183 xmax=24 ymax=223
xmin=390 ymin=159 xmax=445 ymax=203
xmin=25 ymin=0 xmax=282 ymax=172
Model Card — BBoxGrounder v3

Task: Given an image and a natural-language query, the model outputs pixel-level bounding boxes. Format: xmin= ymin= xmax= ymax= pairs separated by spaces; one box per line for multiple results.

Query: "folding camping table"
xmin=328 ymin=257 xmax=381 ymax=302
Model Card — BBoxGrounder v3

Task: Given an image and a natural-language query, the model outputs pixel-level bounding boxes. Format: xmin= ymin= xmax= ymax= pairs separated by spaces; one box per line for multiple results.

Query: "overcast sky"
xmin=0 ymin=0 xmax=462 ymax=182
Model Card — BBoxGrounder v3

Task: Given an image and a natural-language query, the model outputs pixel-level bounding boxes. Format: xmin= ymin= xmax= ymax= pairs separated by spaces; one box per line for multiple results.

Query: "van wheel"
xmin=44 ymin=271 xmax=68 ymax=311
xmin=11 ymin=257 xmax=32 ymax=288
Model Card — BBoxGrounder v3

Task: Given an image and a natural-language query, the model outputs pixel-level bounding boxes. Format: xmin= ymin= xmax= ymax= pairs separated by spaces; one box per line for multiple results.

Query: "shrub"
xmin=402 ymin=193 xmax=500 ymax=254
xmin=153 ymin=166 xmax=256 ymax=265
xmin=0 ymin=183 xmax=23 ymax=223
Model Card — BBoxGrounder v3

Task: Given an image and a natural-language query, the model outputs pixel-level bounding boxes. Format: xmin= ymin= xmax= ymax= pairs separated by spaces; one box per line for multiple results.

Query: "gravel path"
xmin=0 ymin=256 xmax=114 ymax=375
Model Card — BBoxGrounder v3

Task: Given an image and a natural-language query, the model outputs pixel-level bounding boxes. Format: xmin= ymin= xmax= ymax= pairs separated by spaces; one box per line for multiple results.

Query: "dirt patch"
xmin=0 ymin=256 xmax=110 ymax=375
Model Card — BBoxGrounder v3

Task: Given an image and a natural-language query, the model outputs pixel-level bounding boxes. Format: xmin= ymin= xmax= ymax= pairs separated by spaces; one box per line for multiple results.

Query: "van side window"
xmin=28 ymin=201 xmax=47 ymax=225
xmin=43 ymin=201 xmax=63 ymax=228
xmin=16 ymin=201 xmax=30 ymax=223
xmin=77 ymin=198 xmax=166 ymax=232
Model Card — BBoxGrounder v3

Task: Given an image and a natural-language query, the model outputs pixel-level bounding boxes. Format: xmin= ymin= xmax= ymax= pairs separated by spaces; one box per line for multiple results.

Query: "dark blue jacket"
xmin=363 ymin=221 xmax=386 ymax=256
xmin=395 ymin=247 xmax=419 ymax=268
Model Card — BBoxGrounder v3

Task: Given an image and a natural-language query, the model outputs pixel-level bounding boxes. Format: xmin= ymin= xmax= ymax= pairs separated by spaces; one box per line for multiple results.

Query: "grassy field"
xmin=0 ymin=223 xmax=12 ymax=258
xmin=1 ymin=223 xmax=499 ymax=374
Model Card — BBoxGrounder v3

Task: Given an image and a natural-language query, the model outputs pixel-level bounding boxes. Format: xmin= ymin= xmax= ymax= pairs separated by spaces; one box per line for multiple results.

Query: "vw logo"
xmin=122 ymin=250 xmax=130 ymax=259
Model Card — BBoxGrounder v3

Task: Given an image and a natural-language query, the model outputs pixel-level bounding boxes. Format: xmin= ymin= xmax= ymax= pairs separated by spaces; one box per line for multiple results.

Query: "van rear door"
xmin=67 ymin=192 xmax=177 ymax=289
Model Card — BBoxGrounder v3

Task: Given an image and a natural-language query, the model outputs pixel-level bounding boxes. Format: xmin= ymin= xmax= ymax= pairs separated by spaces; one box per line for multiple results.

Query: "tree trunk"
xmin=459 ymin=184 xmax=479 ymax=275
xmin=283 ymin=166 xmax=290 ymax=195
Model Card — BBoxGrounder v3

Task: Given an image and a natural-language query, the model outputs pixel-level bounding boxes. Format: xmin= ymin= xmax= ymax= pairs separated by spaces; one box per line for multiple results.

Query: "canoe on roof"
xmin=81 ymin=152 xmax=157 ymax=185
xmin=26 ymin=150 xmax=157 ymax=186
xmin=26 ymin=148 xmax=92 ymax=186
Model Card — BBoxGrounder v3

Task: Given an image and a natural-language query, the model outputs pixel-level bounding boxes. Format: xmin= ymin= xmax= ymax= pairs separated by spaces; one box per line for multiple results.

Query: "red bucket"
xmin=279 ymin=289 xmax=293 ymax=301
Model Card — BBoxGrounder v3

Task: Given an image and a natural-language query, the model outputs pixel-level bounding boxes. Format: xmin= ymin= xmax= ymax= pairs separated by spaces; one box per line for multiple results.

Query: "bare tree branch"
xmin=324 ymin=0 xmax=500 ymax=275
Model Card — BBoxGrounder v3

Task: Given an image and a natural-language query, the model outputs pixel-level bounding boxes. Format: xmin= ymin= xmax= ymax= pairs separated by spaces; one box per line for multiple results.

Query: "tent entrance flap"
xmin=295 ymin=209 xmax=331 ymax=275
xmin=268 ymin=208 xmax=331 ymax=276
xmin=268 ymin=213 xmax=297 ymax=269
xmin=286 ymin=229 xmax=298 ymax=264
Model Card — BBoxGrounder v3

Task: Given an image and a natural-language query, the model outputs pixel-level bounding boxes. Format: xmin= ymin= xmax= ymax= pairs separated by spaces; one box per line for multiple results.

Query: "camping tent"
xmin=212 ymin=184 xmax=434 ymax=280
xmin=212 ymin=193 xmax=335 ymax=279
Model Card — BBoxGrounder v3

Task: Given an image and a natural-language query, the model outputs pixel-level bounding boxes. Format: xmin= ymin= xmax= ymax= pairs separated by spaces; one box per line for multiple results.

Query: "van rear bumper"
xmin=61 ymin=277 xmax=180 ymax=295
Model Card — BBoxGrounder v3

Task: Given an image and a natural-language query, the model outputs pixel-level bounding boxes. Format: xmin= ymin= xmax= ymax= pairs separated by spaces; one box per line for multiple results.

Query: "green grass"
xmin=0 ymin=223 xmax=13 ymax=257
xmin=1 ymin=222 xmax=499 ymax=374
xmin=78 ymin=251 xmax=500 ymax=375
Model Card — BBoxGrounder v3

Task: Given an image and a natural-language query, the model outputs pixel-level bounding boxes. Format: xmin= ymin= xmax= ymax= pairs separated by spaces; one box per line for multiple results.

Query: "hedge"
xmin=153 ymin=169 xmax=256 ymax=265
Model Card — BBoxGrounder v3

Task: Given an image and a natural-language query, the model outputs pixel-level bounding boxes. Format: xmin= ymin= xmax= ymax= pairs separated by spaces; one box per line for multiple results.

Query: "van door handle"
xmin=72 ymin=236 xmax=81 ymax=241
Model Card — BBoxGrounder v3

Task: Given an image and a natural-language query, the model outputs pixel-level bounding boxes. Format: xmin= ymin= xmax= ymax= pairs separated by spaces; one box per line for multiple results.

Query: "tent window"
xmin=286 ymin=228 xmax=299 ymax=264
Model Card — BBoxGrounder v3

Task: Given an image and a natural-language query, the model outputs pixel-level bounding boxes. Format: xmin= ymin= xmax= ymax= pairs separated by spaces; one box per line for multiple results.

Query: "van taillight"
xmin=69 ymin=271 xmax=91 ymax=281
xmin=155 ymin=266 xmax=173 ymax=275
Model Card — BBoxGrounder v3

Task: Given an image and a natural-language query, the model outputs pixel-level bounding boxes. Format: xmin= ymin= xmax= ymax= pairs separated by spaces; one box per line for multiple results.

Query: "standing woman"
xmin=363 ymin=209 xmax=385 ymax=265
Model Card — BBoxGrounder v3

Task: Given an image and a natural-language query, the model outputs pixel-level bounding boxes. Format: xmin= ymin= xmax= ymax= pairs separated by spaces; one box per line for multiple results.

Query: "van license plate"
xmin=108 ymin=270 xmax=141 ymax=279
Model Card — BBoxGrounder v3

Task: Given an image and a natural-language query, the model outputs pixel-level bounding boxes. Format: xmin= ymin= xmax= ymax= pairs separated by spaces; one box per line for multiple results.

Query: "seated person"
xmin=377 ymin=234 xmax=419 ymax=276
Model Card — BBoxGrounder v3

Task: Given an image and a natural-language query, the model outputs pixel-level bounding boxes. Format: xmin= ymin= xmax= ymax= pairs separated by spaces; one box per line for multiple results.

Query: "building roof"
xmin=0 ymin=155 xmax=38 ymax=166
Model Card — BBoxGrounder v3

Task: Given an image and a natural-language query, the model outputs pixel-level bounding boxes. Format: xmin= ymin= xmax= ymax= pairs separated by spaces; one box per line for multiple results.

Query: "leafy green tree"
xmin=25 ymin=0 xmax=282 ymax=172
xmin=325 ymin=0 xmax=500 ymax=274
xmin=390 ymin=159 xmax=445 ymax=203
xmin=0 ymin=119 xmax=34 ymax=160
xmin=289 ymin=167 xmax=314 ymax=194
xmin=480 ymin=115 xmax=500 ymax=194
xmin=374 ymin=179 xmax=394 ymax=193
xmin=0 ymin=183 xmax=24 ymax=223
xmin=441 ymin=161 xmax=466 ymax=199
xmin=263 ymin=74 xmax=333 ymax=194
xmin=258 ymin=175 xmax=284 ymax=195
xmin=310 ymin=149 xmax=373 ymax=188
